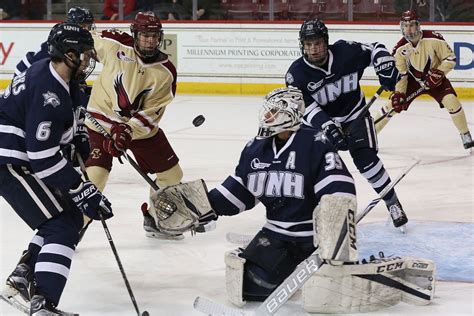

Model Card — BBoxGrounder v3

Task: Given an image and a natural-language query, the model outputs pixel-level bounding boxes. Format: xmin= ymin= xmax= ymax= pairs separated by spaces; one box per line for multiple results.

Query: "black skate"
xmin=387 ymin=201 xmax=408 ymax=228
xmin=142 ymin=203 xmax=184 ymax=240
xmin=4 ymin=251 xmax=34 ymax=302
xmin=30 ymin=294 xmax=78 ymax=316
xmin=461 ymin=132 xmax=474 ymax=149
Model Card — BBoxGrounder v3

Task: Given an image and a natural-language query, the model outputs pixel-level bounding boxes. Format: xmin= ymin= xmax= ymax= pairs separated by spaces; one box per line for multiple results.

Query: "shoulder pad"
xmin=392 ymin=37 xmax=409 ymax=55
xmin=422 ymin=30 xmax=445 ymax=40
xmin=99 ymin=29 xmax=134 ymax=47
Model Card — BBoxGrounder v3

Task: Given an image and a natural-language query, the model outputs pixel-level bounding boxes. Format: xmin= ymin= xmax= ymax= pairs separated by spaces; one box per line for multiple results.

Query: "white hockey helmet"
xmin=257 ymin=86 xmax=305 ymax=139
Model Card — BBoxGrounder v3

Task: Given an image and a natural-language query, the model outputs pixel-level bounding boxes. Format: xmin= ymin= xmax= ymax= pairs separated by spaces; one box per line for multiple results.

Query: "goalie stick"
xmin=195 ymin=158 xmax=420 ymax=316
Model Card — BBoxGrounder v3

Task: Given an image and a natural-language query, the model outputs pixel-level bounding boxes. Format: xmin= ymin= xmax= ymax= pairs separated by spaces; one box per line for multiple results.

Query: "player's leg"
xmin=0 ymin=165 xmax=81 ymax=314
xmin=226 ymin=230 xmax=315 ymax=305
xmin=30 ymin=208 xmax=83 ymax=314
xmin=346 ymin=117 xmax=408 ymax=227
xmin=131 ymin=129 xmax=184 ymax=239
xmin=374 ymin=98 xmax=397 ymax=133
xmin=374 ymin=78 xmax=420 ymax=134
xmin=79 ymin=129 xmax=113 ymax=240
xmin=435 ymin=87 xmax=474 ymax=149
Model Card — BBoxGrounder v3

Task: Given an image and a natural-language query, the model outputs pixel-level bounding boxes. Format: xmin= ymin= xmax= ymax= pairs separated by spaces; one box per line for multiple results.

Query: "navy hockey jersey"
xmin=285 ymin=40 xmax=392 ymax=129
xmin=13 ymin=41 xmax=49 ymax=78
xmin=208 ymin=128 xmax=356 ymax=242
xmin=0 ymin=59 xmax=85 ymax=192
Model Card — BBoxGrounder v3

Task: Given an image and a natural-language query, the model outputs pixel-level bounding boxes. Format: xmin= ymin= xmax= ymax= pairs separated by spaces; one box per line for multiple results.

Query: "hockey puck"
xmin=192 ymin=115 xmax=205 ymax=127
xmin=142 ymin=311 xmax=150 ymax=316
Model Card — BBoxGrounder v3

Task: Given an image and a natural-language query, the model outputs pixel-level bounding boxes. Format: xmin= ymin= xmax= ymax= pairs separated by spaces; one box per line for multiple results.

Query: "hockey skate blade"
xmin=0 ymin=293 xmax=30 ymax=314
xmin=399 ymin=225 xmax=407 ymax=234
xmin=145 ymin=231 xmax=185 ymax=240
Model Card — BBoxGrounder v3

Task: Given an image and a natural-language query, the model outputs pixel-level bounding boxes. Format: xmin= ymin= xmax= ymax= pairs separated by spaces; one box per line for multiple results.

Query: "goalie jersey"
xmin=86 ymin=29 xmax=177 ymax=140
xmin=285 ymin=40 xmax=392 ymax=129
xmin=208 ymin=128 xmax=356 ymax=242
xmin=0 ymin=59 xmax=84 ymax=192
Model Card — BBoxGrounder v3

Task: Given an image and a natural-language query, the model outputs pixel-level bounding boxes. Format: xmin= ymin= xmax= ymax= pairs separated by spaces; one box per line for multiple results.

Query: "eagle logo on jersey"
xmin=407 ymin=55 xmax=432 ymax=80
xmin=42 ymin=91 xmax=60 ymax=108
xmin=116 ymin=50 xmax=136 ymax=62
xmin=113 ymin=73 xmax=152 ymax=118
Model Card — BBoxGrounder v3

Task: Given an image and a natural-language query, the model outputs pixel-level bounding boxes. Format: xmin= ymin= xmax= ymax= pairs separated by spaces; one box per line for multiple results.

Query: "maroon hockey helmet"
xmin=400 ymin=10 xmax=419 ymax=22
xmin=130 ymin=11 xmax=163 ymax=58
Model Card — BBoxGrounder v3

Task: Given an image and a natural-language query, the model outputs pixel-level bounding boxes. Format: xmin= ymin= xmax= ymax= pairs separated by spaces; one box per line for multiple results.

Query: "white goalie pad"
xmin=225 ymin=249 xmax=246 ymax=307
xmin=150 ymin=179 xmax=212 ymax=233
xmin=302 ymin=256 xmax=436 ymax=314
xmin=314 ymin=194 xmax=358 ymax=262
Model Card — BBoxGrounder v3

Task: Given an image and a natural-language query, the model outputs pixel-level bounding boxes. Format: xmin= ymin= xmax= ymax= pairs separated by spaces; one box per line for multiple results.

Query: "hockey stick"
xmin=374 ymin=86 xmax=426 ymax=125
xmin=80 ymin=108 xmax=159 ymax=191
xmin=76 ymin=154 xmax=149 ymax=316
xmin=195 ymin=158 xmax=421 ymax=316
xmin=345 ymin=85 xmax=385 ymax=134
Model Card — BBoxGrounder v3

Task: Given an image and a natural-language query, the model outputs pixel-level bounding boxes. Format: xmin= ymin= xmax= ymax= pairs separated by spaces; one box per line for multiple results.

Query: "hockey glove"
xmin=69 ymin=181 xmax=113 ymax=220
xmin=391 ymin=92 xmax=408 ymax=113
xmin=425 ymin=68 xmax=444 ymax=89
xmin=322 ymin=121 xmax=348 ymax=151
xmin=103 ymin=123 xmax=132 ymax=157
xmin=375 ymin=59 xmax=398 ymax=91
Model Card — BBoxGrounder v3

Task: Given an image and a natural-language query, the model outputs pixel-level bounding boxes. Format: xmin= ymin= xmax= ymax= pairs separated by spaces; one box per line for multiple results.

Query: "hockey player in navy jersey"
xmin=285 ymin=19 xmax=408 ymax=228
xmin=0 ymin=23 xmax=112 ymax=315
xmin=12 ymin=7 xmax=95 ymax=79
xmin=149 ymin=87 xmax=357 ymax=302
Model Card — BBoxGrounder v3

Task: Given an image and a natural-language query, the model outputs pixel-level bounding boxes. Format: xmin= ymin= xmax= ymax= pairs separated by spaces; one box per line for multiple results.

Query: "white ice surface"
xmin=1 ymin=95 xmax=473 ymax=315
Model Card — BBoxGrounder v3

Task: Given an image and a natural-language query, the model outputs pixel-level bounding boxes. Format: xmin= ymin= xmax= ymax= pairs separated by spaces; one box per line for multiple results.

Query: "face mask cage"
xmin=400 ymin=20 xmax=421 ymax=42
xmin=256 ymin=88 xmax=304 ymax=139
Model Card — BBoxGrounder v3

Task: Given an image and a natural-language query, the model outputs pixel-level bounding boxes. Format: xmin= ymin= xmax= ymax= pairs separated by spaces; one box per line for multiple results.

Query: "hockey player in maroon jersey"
xmin=84 ymin=11 xmax=184 ymax=239
xmin=374 ymin=10 xmax=474 ymax=150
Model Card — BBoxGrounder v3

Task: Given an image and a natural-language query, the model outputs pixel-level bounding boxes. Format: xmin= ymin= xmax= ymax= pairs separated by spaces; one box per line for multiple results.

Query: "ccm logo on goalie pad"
xmin=265 ymin=257 xmax=319 ymax=314
xmin=376 ymin=261 xmax=404 ymax=273
xmin=348 ymin=208 xmax=357 ymax=251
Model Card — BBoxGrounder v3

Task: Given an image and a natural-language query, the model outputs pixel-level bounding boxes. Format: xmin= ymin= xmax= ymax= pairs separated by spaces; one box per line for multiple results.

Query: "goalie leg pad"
xmin=401 ymin=257 xmax=436 ymax=305
xmin=314 ymin=194 xmax=358 ymax=262
xmin=302 ymin=256 xmax=436 ymax=313
xmin=225 ymin=249 xmax=246 ymax=307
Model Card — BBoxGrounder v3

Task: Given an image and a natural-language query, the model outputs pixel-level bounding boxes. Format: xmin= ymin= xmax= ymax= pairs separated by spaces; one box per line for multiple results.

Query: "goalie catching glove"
xmin=150 ymin=179 xmax=217 ymax=234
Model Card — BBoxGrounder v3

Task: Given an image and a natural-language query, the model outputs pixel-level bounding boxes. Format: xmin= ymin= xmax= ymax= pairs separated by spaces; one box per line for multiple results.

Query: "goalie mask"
xmin=400 ymin=10 xmax=421 ymax=42
xmin=130 ymin=11 xmax=164 ymax=58
xmin=257 ymin=87 xmax=305 ymax=139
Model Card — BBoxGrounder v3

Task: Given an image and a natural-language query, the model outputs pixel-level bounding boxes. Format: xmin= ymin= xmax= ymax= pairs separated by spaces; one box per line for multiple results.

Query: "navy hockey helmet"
xmin=257 ymin=86 xmax=305 ymax=139
xmin=400 ymin=10 xmax=421 ymax=42
xmin=299 ymin=19 xmax=329 ymax=64
xmin=48 ymin=22 xmax=96 ymax=81
xmin=130 ymin=11 xmax=164 ymax=58
xmin=66 ymin=7 xmax=95 ymax=30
